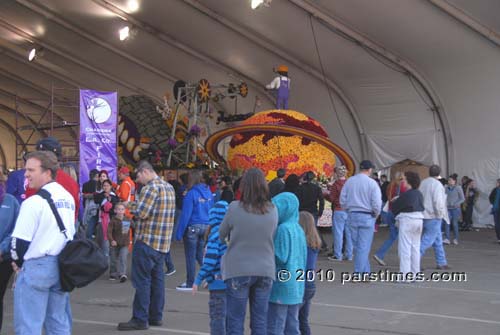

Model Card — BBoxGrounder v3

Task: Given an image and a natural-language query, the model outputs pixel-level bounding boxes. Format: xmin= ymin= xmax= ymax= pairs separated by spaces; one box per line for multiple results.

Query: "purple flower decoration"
xmin=189 ymin=124 xmax=202 ymax=137
xmin=167 ymin=138 xmax=178 ymax=148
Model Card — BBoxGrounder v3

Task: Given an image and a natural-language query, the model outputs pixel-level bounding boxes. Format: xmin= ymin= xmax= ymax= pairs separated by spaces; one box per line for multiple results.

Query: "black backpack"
xmin=38 ymin=189 xmax=109 ymax=292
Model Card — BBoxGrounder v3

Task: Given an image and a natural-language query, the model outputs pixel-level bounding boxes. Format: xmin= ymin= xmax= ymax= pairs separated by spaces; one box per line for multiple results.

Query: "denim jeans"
xmin=332 ymin=210 xmax=352 ymax=259
xmin=348 ymin=212 xmax=376 ymax=274
xmin=183 ymin=223 xmax=208 ymax=287
xmin=164 ymin=209 xmax=181 ymax=272
xmin=131 ymin=240 xmax=166 ymax=324
xmin=14 ymin=256 xmax=72 ymax=335
xmin=375 ymin=211 xmax=398 ymax=260
xmin=85 ymin=214 xmax=98 ymax=239
xmin=225 ymin=276 xmax=273 ymax=335
xmin=110 ymin=246 xmax=129 ymax=277
xmin=420 ymin=219 xmax=447 ymax=266
xmin=267 ymin=302 xmax=300 ymax=335
xmin=209 ymin=290 xmax=227 ymax=335
xmin=494 ymin=211 xmax=500 ymax=240
xmin=298 ymin=284 xmax=316 ymax=335
xmin=0 ymin=260 xmax=14 ymax=332
xmin=445 ymin=208 xmax=460 ymax=241
xmin=165 ymin=252 xmax=175 ymax=272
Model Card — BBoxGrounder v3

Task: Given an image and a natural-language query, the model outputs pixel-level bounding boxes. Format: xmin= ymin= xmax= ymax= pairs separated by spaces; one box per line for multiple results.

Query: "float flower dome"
xmin=205 ymin=110 xmax=355 ymax=179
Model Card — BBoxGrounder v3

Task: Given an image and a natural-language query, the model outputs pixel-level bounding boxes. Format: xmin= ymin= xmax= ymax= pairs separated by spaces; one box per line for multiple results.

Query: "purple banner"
xmin=79 ymin=89 xmax=118 ymax=188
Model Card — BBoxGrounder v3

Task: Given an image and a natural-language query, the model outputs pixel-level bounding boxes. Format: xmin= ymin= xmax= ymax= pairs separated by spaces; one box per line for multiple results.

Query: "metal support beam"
xmin=289 ymin=0 xmax=453 ymax=173
xmin=427 ymin=0 xmax=500 ymax=49
xmin=0 ymin=143 xmax=6 ymax=168
xmin=16 ymin=0 xmax=179 ymax=84
xmin=0 ymin=18 xmax=162 ymax=102
xmin=182 ymin=0 xmax=366 ymax=158
xmin=92 ymin=0 xmax=276 ymax=106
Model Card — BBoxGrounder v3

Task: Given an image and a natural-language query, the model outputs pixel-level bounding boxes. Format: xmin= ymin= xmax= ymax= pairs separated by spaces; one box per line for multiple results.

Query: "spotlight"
xmin=251 ymin=0 xmax=271 ymax=10
xmin=127 ymin=0 xmax=139 ymax=12
xmin=28 ymin=47 xmax=44 ymax=62
xmin=119 ymin=26 xmax=130 ymax=41
xmin=28 ymin=48 xmax=36 ymax=61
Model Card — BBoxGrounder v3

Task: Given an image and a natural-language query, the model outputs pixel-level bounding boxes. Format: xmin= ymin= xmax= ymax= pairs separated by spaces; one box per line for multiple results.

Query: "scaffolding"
xmin=13 ymin=85 xmax=79 ymax=169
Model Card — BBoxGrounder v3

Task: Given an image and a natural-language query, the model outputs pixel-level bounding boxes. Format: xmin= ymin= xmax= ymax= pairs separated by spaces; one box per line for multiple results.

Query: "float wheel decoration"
xmin=205 ymin=109 xmax=355 ymax=179
xmin=197 ymin=78 xmax=211 ymax=102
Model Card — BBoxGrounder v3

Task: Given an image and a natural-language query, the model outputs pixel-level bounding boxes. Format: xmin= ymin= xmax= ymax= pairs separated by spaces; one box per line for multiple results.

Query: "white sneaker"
xmin=443 ymin=238 xmax=450 ymax=245
xmin=452 ymin=239 xmax=458 ymax=245
xmin=373 ymin=254 xmax=387 ymax=266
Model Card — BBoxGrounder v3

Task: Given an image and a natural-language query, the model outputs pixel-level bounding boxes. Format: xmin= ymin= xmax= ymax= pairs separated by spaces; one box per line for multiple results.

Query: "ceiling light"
xmin=119 ymin=26 xmax=130 ymax=41
xmin=251 ymin=0 xmax=271 ymax=10
xmin=28 ymin=48 xmax=36 ymax=61
xmin=127 ymin=0 xmax=139 ymax=13
xmin=28 ymin=47 xmax=44 ymax=62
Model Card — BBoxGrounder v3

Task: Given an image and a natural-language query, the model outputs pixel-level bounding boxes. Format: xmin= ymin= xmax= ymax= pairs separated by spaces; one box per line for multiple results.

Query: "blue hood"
xmin=272 ymin=192 xmax=299 ymax=226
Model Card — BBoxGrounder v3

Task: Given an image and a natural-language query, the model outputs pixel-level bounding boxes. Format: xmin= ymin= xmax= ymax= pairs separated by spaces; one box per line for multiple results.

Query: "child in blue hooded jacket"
xmin=192 ymin=190 xmax=233 ymax=335
xmin=176 ymin=171 xmax=214 ymax=290
xmin=268 ymin=192 xmax=307 ymax=335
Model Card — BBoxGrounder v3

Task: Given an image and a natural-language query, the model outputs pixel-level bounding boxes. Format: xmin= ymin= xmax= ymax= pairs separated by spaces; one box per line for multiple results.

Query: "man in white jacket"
xmin=419 ymin=165 xmax=450 ymax=269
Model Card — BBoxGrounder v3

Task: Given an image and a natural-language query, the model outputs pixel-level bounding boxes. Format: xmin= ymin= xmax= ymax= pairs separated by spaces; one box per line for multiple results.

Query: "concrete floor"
xmin=3 ymin=228 xmax=500 ymax=335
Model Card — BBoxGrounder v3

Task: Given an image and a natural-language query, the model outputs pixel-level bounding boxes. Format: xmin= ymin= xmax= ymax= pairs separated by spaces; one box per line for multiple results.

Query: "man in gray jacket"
xmin=445 ymin=175 xmax=464 ymax=245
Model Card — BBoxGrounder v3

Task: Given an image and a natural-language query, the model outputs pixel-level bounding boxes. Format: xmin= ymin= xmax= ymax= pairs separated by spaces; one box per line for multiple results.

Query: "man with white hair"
xmin=340 ymin=160 xmax=382 ymax=275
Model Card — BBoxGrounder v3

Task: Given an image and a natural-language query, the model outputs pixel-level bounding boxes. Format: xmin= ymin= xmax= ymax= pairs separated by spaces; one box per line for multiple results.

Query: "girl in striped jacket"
xmin=192 ymin=191 xmax=233 ymax=335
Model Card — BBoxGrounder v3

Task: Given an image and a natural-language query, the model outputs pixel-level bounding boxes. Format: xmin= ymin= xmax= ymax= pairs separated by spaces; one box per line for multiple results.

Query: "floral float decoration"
xmin=205 ymin=109 xmax=355 ymax=179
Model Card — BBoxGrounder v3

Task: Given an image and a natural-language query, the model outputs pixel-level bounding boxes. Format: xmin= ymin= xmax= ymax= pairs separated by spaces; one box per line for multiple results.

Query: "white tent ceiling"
xmin=1 ymin=0 xmax=500 ymax=223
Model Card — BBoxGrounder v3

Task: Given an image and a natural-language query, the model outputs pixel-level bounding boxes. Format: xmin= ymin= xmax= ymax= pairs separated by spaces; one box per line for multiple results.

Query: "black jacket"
xmin=296 ymin=182 xmax=325 ymax=217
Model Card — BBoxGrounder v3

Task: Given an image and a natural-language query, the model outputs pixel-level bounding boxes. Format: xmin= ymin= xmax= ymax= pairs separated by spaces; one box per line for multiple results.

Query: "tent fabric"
xmin=366 ymin=130 xmax=439 ymax=171
xmin=0 ymin=0 xmax=499 ymax=226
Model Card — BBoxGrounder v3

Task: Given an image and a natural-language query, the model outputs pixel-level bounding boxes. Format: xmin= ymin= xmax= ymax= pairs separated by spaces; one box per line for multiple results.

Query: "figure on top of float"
xmin=266 ymin=65 xmax=290 ymax=110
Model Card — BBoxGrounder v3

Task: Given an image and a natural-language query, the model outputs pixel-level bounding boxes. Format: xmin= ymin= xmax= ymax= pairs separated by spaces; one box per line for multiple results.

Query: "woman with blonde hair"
xmin=219 ymin=168 xmax=278 ymax=335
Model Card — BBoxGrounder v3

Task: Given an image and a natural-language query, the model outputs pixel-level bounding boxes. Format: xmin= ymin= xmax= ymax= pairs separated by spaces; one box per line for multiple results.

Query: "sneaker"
xmin=165 ymin=269 xmax=176 ymax=276
xmin=109 ymin=276 xmax=117 ymax=281
xmin=120 ymin=275 xmax=128 ymax=283
xmin=442 ymin=238 xmax=450 ymax=245
xmin=176 ymin=283 xmax=192 ymax=291
xmin=328 ymin=256 xmax=342 ymax=262
xmin=343 ymin=256 xmax=353 ymax=261
xmin=436 ymin=264 xmax=451 ymax=270
xmin=452 ymin=239 xmax=458 ymax=245
xmin=373 ymin=254 xmax=386 ymax=266
xmin=149 ymin=320 xmax=163 ymax=327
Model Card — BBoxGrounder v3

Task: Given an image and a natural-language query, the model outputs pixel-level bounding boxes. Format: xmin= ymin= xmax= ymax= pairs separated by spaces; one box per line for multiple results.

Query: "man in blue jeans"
xmin=10 ymin=151 xmax=75 ymax=334
xmin=340 ymin=160 xmax=382 ymax=275
xmin=118 ymin=161 xmax=175 ymax=331
xmin=419 ymin=165 xmax=450 ymax=270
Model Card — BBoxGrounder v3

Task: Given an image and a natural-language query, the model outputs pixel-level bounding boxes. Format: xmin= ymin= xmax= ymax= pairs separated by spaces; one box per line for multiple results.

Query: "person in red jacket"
xmin=25 ymin=137 xmax=80 ymax=220
xmin=328 ymin=165 xmax=353 ymax=261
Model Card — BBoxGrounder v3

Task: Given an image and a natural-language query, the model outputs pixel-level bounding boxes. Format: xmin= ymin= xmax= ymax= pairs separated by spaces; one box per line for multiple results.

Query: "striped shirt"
xmin=194 ymin=201 xmax=228 ymax=290
xmin=129 ymin=176 xmax=175 ymax=253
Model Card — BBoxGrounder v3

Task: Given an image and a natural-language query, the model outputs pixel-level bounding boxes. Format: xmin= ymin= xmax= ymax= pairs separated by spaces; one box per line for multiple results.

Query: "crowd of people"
xmin=1 ymin=136 xmax=500 ymax=334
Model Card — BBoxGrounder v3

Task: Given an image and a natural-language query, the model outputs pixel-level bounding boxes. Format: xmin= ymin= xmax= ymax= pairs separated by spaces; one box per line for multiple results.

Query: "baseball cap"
xmin=359 ymin=160 xmax=375 ymax=170
xmin=119 ymin=166 xmax=130 ymax=174
xmin=36 ymin=136 xmax=62 ymax=158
